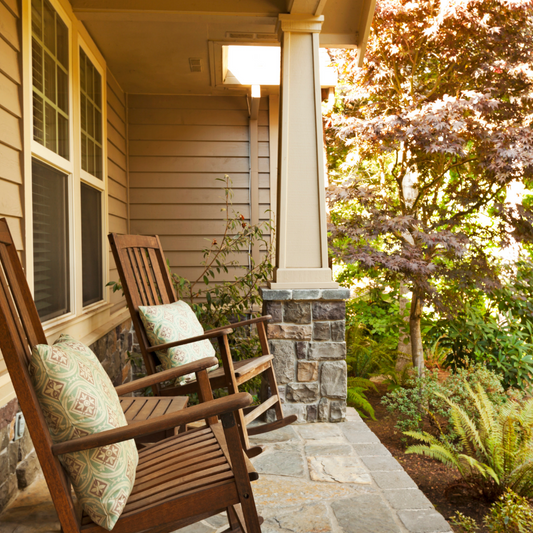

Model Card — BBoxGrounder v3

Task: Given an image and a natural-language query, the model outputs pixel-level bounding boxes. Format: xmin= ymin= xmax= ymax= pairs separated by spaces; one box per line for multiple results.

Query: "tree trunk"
xmin=410 ymin=289 xmax=425 ymax=376
xmin=396 ymin=281 xmax=412 ymax=372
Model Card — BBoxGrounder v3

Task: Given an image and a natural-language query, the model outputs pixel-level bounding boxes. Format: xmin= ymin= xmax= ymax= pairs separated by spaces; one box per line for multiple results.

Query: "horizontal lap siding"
xmin=107 ymin=71 xmax=128 ymax=314
xmin=128 ymin=94 xmax=271 ymax=286
xmin=0 ymin=0 xmax=22 ymax=407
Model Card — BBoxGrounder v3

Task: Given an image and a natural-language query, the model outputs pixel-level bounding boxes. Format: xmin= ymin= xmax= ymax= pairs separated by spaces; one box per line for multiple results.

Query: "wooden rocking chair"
xmin=109 ymin=232 xmax=297 ymax=457
xmin=0 ymin=218 xmax=262 ymax=533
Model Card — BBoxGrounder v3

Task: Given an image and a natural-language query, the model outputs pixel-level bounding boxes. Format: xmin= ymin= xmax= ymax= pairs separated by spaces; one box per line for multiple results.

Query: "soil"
xmin=365 ymin=384 xmax=492 ymax=533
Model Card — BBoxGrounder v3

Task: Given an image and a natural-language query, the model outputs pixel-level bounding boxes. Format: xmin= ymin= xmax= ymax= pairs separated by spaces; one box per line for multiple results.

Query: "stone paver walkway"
xmin=0 ymin=408 xmax=452 ymax=533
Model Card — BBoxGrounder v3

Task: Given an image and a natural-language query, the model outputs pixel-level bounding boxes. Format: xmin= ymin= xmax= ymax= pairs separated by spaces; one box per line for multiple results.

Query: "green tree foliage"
xmin=405 ymin=383 xmax=533 ymax=500
xmin=327 ymin=0 xmax=533 ymax=374
xmin=428 ymin=261 xmax=533 ymax=390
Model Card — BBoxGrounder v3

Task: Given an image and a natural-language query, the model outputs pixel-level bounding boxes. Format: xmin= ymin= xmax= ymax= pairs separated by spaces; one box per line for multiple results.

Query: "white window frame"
xmin=22 ymin=0 xmax=109 ymax=332
xmin=78 ymin=37 xmax=107 ymax=313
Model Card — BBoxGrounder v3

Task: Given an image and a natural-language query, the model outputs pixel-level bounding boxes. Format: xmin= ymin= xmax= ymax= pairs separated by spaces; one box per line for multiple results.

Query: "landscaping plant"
xmin=429 ymin=260 xmax=533 ymax=391
xmin=346 ymin=377 xmax=377 ymax=420
xmin=433 ymin=306 xmax=533 ymax=391
xmin=345 ymin=322 xmax=392 ymax=379
xmin=405 ymin=383 xmax=533 ymax=501
xmin=483 ymin=489 xmax=533 ymax=533
xmin=170 ymin=176 xmax=274 ymax=363
xmin=450 ymin=511 xmax=478 ymax=533
xmin=383 ymin=363 xmax=523 ymax=438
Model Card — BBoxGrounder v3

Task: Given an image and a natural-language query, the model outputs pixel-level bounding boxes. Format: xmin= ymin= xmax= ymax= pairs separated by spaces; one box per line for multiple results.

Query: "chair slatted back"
xmin=109 ymin=233 xmax=177 ymax=389
xmin=0 ymin=218 xmax=79 ymax=531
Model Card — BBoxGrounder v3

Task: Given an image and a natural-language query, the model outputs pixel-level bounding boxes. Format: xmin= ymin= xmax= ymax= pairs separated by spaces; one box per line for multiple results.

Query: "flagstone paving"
xmin=0 ymin=408 xmax=451 ymax=533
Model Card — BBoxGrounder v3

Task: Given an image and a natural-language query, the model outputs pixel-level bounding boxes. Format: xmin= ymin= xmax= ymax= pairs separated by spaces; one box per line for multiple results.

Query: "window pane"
xmin=87 ymin=100 xmax=94 ymax=137
xmin=33 ymin=93 xmax=44 ymax=144
xmin=32 ymin=38 xmax=43 ymax=92
xmin=32 ymin=159 xmax=70 ymax=322
xmin=58 ymin=114 xmax=69 ymax=159
xmin=94 ymin=144 xmax=102 ymax=180
xmin=87 ymin=61 xmax=94 ymax=101
xmin=80 ymin=49 xmax=103 ymax=179
xmin=94 ymin=69 xmax=102 ymax=108
xmin=44 ymin=51 xmax=56 ymax=104
xmin=81 ymin=132 xmax=87 ymax=170
xmin=57 ymin=67 xmax=68 ymax=113
xmin=56 ymin=17 xmax=68 ymax=68
xmin=81 ymin=183 xmax=102 ymax=306
xmin=31 ymin=0 xmax=42 ymax=40
xmin=45 ymin=102 xmax=56 ymax=152
xmin=43 ymin=0 xmax=55 ymax=55
xmin=32 ymin=0 xmax=69 ymax=160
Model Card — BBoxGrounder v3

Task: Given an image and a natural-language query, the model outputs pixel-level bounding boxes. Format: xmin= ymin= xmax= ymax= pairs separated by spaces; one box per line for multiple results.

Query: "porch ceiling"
xmin=70 ymin=0 xmax=375 ymax=95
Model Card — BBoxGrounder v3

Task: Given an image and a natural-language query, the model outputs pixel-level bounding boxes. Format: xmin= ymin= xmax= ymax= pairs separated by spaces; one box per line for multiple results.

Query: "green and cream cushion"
xmin=29 ymin=334 xmax=138 ymax=531
xmin=138 ymin=300 xmax=218 ymax=384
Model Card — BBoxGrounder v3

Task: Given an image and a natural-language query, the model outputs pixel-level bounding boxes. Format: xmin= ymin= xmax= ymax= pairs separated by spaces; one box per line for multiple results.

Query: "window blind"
xmin=32 ymin=159 xmax=70 ymax=321
xmin=81 ymin=183 xmax=103 ymax=306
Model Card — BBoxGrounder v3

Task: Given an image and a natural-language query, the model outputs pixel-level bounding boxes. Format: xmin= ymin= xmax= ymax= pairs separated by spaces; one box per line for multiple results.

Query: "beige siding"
xmin=0 ymin=0 xmax=22 ymax=407
xmin=128 ymin=94 xmax=271 ymax=285
xmin=106 ymin=70 xmax=128 ymax=314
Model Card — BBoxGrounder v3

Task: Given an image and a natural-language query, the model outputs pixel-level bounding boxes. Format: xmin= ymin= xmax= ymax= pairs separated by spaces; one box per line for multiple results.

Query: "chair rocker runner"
xmin=0 ymin=218 xmax=262 ymax=533
xmin=108 ymin=232 xmax=297 ymax=456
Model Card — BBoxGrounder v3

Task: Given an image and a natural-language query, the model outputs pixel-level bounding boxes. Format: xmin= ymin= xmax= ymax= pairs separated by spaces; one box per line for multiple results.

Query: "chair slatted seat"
xmin=0 ymin=218 xmax=262 ymax=533
xmin=109 ymin=232 xmax=297 ymax=456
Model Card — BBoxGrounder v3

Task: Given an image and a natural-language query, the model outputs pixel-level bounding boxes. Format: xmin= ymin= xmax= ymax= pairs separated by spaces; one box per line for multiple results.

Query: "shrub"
xmin=382 ymin=363 xmax=520 ymax=438
xmin=436 ymin=307 xmax=533 ymax=391
xmin=484 ymin=489 xmax=533 ymax=533
xmin=450 ymin=511 xmax=478 ymax=533
xmin=405 ymin=384 xmax=533 ymax=501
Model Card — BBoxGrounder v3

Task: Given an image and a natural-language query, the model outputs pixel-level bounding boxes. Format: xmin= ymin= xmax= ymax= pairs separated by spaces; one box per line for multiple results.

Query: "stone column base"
xmin=261 ymin=288 xmax=350 ymax=423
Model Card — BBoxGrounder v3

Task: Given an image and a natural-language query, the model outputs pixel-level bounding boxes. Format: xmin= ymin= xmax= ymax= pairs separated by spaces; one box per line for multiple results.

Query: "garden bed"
xmin=365 ymin=384 xmax=492 ymax=532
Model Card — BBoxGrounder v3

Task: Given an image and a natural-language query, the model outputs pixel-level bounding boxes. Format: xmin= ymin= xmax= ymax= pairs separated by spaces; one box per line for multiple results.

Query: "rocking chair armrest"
xmin=114 ymin=356 xmax=219 ymax=396
xmin=51 ymin=392 xmax=253 ymax=456
xmin=145 ymin=327 xmax=234 ymax=353
xmin=208 ymin=315 xmax=272 ymax=334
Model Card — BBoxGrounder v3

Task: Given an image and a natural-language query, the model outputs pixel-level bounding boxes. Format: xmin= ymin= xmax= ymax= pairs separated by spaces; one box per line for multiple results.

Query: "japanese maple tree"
xmin=327 ymin=0 xmax=533 ymax=373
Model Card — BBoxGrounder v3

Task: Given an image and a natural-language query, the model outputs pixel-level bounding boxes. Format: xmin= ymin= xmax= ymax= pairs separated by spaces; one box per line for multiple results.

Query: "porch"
xmin=0 ymin=408 xmax=451 ymax=533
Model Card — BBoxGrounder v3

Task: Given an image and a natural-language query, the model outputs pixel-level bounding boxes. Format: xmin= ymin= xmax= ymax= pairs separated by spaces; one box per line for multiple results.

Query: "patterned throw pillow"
xmin=29 ymin=334 xmax=138 ymax=531
xmin=139 ymin=300 xmax=218 ymax=384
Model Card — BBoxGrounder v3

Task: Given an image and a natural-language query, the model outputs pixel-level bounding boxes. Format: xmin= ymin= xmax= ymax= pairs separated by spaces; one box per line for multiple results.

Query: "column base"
xmin=269 ymin=268 xmax=338 ymax=289
xmin=261 ymin=288 xmax=349 ymax=423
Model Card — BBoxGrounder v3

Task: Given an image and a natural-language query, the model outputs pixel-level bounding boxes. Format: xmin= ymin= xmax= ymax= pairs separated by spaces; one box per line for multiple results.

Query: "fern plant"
xmin=345 ymin=323 xmax=391 ymax=379
xmin=405 ymin=383 xmax=533 ymax=500
xmin=347 ymin=377 xmax=377 ymax=419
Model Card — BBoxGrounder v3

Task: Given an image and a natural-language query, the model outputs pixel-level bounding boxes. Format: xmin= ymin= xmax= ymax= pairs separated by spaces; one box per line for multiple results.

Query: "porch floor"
xmin=0 ymin=408 xmax=451 ymax=533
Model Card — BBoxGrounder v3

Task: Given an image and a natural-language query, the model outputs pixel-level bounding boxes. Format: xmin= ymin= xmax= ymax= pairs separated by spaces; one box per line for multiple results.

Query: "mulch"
xmin=364 ymin=384 xmax=492 ymax=533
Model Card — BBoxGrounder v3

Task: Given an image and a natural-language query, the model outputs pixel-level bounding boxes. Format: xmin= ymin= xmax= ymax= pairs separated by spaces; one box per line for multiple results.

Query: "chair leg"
xmin=217 ymin=335 xmax=252 ymax=452
xmin=263 ymin=364 xmax=284 ymax=421
xmin=245 ymin=445 xmax=263 ymax=459
xmin=220 ymin=412 xmax=262 ymax=533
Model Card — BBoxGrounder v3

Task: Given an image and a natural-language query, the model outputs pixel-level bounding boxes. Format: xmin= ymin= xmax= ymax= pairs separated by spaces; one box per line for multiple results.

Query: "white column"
xmin=270 ymin=14 xmax=337 ymax=289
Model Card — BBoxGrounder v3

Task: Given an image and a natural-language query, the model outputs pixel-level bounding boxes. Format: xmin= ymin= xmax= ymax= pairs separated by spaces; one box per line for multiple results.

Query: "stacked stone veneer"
xmin=262 ymin=288 xmax=350 ymax=423
xmin=89 ymin=319 xmax=136 ymax=386
xmin=0 ymin=399 xmax=41 ymax=513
